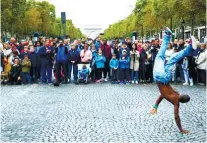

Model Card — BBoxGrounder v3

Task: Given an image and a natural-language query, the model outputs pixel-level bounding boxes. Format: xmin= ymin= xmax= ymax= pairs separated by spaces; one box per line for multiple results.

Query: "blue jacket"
xmin=68 ymin=49 xmax=80 ymax=64
xmin=119 ymin=56 xmax=130 ymax=69
xmin=90 ymin=50 xmax=97 ymax=67
xmin=95 ymin=41 xmax=101 ymax=51
xmin=29 ymin=52 xmax=39 ymax=67
xmin=79 ymin=68 xmax=89 ymax=75
xmin=38 ymin=46 xmax=54 ymax=66
xmin=76 ymin=44 xmax=84 ymax=52
xmin=119 ymin=47 xmax=130 ymax=58
xmin=110 ymin=58 xmax=119 ymax=69
xmin=56 ymin=46 xmax=68 ymax=63
xmin=95 ymin=55 xmax=106 ymax=68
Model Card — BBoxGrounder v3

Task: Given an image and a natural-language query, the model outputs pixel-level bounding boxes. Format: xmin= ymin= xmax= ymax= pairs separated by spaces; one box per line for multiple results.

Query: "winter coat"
xmin=95 ymin=55 xmax=106 ymax=69
xmin=119 ymin=56 xmax=130 ymax=69
xmin=130 ymin=50 xmax=140 ymax=71
xmin=22 ymin=59 xmax=31 ymax=73
xmin=101 ymin=44 xmax=111 ymax=59
xmin=110 ymin=58 xmax=119 ymax=69
xmin=55 ymin=46 xmax=68 ymax=63
xmin=80 ymin=49 xmax=92 ymax=63
xmin=68 ymin=49 xmax=80 ymax=64
xmin=29 ymin=52 xmax=39 ymax=67
xmin=196 ymin=49 xmax=207 ymax=70
xmin=11 ymin=64 xmax=22 ymax=78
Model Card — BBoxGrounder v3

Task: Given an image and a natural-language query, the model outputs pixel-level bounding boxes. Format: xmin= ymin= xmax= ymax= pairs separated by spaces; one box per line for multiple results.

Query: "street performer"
xmin=150 ymin=27 xmax=197 ymax=134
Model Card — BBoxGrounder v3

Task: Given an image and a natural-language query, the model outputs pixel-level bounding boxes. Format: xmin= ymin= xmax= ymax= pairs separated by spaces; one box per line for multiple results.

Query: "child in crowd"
xmin=9 ymin=58 xmax=22 ymax=85
xmin=21 ymin=55 xmax=31 ymax=84
xmin=110 ymin=54 xmax=119 ymax=83
xmin=119 ymin=50 xmax=130 ymax=84
xmin=29 ymin=45 xmax=39 ymax=83
xmin=78 ymin=64 xmax=89 ymax=83
xmin=130 ymin=43 xmax=140 ymax=84
xmin=21 ymin=46 xmax=29 ymax=60
xmin=89 ymin=45 xmax=97 ymax=81
xmin=95 ymin=49 xmax=106 ymax=83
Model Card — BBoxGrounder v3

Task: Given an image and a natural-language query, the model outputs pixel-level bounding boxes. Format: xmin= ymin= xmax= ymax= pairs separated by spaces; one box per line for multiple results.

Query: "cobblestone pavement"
xmin=0 ymin=83 xmax=206 ymax=143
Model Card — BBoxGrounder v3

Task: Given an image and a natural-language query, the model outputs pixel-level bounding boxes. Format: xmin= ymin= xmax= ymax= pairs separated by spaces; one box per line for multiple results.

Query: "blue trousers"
xmin=68 ymin=63 xmax=78 ymax=80
xmin=22 ymin=72 xmax=31 ymax=84
xmin=130 ymin=70 xmax=139 ymax=81
xmin=41 ymin=62 xmax=52 ymax=84
xmin=153 ymin=35 xmax=193 ymax=83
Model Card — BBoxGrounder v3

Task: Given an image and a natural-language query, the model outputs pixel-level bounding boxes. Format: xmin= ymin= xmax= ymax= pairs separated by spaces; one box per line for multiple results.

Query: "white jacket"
xmin=195 ymin=49 xmax=207 ymax=70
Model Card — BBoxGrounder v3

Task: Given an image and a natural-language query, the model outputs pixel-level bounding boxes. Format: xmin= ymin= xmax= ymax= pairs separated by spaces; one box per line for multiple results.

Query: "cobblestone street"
xmin=1 ymin=84 xmax=206 ymax=142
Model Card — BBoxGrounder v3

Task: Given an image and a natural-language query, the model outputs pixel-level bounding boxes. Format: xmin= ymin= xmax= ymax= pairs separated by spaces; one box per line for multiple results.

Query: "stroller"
xmin=77 ymin=63 xmax=90 ymax=84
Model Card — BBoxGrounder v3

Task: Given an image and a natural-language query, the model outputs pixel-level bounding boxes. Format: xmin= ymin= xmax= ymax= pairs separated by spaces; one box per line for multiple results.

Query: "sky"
xmin=45 ymin=0 xmax=136 ymax=36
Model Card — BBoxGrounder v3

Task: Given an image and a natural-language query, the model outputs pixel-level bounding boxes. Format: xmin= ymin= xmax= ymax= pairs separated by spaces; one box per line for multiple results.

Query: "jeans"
xmin=56 ymin=62 xmax=68 ymax=83
xmin=119 ymin=68 xmax=130 ymax=81
xmin=68 ymin=63 xmax=78 ymax=81
xmin=41 ymin=62 xmax=52 ymax=84
xmin=130 ymin=70 xmax=139 ymax=81
xmin=183 ymin=69 xmax=189 ymax=83
xmin=153 ymin=34 xmax=194 ymax=83
xmin=22 ymin=72 xmax=31 ymax=84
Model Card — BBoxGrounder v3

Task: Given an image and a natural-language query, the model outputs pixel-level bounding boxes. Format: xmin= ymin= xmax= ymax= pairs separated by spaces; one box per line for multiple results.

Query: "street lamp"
xmin=180 ymin=19 xmax=185 ymax=40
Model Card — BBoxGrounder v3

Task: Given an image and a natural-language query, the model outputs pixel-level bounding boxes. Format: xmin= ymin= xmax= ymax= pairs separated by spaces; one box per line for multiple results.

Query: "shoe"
xmin=126 ymin=81 xmax=130 ymax=85
xmin=189 ymin=78 xmax=194 ymax=86
xmin=164 ymin=27 xmax=172 ymax=36
xmin=68 ymin=79 xmax=71 ymax=83
xmin=135 ymin=81 xmax=138 ymax=84
xmin=191 ymin=36 xmax=197 ymax=50
xmin=48 ymin=83 xmax=53 ymax=85
xmin=119 ymin=81 xmax=124 ymax=85
xmin=131 ymin=81 xmax=134 ymax=84
xmin=104 ymin=78 xmax=108 ymax=82
xmin=96 ymin=80 xmax=100 ymax=83
xmin=183 ymin=82 xmax=189 ymax=85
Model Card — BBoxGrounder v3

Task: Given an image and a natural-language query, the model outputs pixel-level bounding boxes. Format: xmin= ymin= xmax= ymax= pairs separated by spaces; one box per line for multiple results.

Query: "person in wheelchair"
xmin=78 ymin=64 xmax=89 ymax=84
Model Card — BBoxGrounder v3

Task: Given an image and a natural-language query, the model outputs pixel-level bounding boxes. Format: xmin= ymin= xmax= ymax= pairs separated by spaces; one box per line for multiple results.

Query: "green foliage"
xmin=103 ymin=0 xmax=206 ymax=40
xmin=1 ymin=0 xmax=84 ymax=39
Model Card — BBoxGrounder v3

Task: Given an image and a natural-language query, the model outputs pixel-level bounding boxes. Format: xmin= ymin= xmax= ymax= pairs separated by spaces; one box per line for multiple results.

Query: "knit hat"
xmin=122 ymin=49 xmax=127 ymax=54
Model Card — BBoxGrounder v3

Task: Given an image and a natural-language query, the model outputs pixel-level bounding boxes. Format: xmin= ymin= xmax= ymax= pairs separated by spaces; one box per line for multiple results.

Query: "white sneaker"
xmin=104 ymin=78 xmax=108 ymax=82
xmin=183 ymin=82 xmax=189 ymax=85
xmin=135 ymin=81 xmax=138 ymax=84
xmin=132 ymin=81 xmax=134 ymax=84
xmin=191 ymin=36 xmax=197 ymax=50
xmin=190 ymin=83 xmax=194 ymax=86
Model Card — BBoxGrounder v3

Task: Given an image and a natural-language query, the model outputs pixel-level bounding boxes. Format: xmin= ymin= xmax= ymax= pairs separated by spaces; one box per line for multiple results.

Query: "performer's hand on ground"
xmin=150 ymin=108 xmax=157 ymax=115
xmin=180 ymin=129 xmax=190 ymax=134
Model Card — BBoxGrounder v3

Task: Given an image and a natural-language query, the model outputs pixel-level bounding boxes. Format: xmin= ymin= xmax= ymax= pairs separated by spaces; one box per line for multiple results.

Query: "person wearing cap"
xmin=151 ymin=27 xmax=198 ymax=134
xmin=118 ymin=49 xmax=130 ymax=84
xmin=68 ymin=43 xmax=80 ymax=84
xmin=119 ymin=41 xmax=130 ymax=58
xmin=100 ymin=39 xmax=111 ymax=81
xmin=110 ymin=53 xmax=119 ymax=83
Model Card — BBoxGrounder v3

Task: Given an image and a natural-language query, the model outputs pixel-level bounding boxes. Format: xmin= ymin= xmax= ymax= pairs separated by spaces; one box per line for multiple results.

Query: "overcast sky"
xmin=46 ymin=0 xmax=136 ymax=35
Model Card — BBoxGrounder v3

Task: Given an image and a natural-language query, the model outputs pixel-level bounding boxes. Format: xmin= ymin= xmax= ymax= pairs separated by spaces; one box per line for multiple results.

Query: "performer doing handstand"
xmin=150 ymin=27 xmax=197 ymax=134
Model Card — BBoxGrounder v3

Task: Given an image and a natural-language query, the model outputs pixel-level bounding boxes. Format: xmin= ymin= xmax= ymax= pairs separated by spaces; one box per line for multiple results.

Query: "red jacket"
xmin=101 ymin=44 xmax=111 ymax=59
